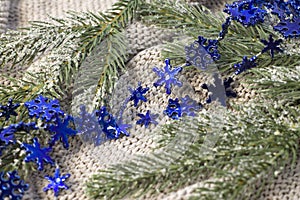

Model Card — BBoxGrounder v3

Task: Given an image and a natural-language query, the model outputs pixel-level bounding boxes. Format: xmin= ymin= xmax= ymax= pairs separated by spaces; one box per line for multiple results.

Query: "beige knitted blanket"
xmin=0 ymin=0 xmax=300 ymax=199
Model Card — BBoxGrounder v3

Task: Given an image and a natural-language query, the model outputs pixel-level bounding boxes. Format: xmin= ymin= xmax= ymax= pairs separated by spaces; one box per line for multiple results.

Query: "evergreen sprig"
xmin=87 ymin=101 xmax=300 ymax=199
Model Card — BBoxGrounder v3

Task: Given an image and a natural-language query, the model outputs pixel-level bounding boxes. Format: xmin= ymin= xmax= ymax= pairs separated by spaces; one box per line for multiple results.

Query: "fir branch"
xmin=86 ymin=101 xmax=300 ymax=199
xmin=248 ymin=65 xmax=300 ymax=106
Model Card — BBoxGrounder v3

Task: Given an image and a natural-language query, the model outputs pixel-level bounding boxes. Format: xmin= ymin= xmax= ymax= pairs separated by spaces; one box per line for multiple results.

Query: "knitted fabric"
xmin=0 ymin=0 xmax=299 ymax=200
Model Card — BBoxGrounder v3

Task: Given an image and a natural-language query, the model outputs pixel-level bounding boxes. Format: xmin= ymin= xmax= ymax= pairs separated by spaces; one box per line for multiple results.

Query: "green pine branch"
xmin=0 ymin=0 xmax=142 ymax=177
xmin=86 ymin=101 xmax=300 ymax=199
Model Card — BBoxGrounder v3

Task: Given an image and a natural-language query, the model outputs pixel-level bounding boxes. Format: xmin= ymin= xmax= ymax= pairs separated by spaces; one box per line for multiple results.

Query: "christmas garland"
xmin=0 ymin=0 xmax=300 ymax=199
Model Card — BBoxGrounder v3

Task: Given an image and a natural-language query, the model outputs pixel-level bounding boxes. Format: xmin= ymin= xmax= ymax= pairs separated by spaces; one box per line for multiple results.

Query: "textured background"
xmin=0 ymin=0 xmax=300 ymax=199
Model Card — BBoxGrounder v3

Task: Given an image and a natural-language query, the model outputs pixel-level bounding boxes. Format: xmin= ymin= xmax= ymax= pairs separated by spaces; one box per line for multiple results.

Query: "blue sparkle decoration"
xmin=274 ymin=17 xmax=300 ymax=38
xmin=128 ymin=82 xmax=150 ymax=107
xmin=136 ymin=110 xmax=159 ymax=128
xmin=234 ymin=56 xmax=257 ymax=75
xmin=24 ymin=95 xmax=65 ymax=122
xmin=0 ymin=98 xmax=20 ymax=121
xmin=219 ymin=17 xmax=232 ymax=40
xmin=43 ymin=167 xmax=70 ymax=197
xmin=185 ymin=36 xmax=220 ymax=70
xmin=21 ymin=137 xmax=54 ymax=171
xmin=96 ymin=106 xmax=131 ymax=140
xmin=0 ymin=170 xmax=29 ymax=200
xmin=0 ymin=126 xmax=16 ymax=145
xmin=260 ymin=34 xmax=283 ymax=58
xmin=180 ymin=95 xmax=202 ymax=117
xmin=47 ymin=115 xmax=77 ymax=149
xmin=164 ymin=98 xmax=181 ymax=120
xmin=224 ymin=0 xmax=267 ymax=26
xmin=12 ymin=121 xmax=39 ymax=133
xmin=153 ymin=59 xmax=183 ymax=94
xmin=74 ymin=105 xmax=102 ymax=143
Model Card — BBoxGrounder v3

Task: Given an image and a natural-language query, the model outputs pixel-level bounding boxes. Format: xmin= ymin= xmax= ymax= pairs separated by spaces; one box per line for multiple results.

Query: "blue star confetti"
xmin=96 ymin=106 xmax=131 ymax=141
xmin=12 ymin=121 xmax=39 ymax=133
xmin=164 ymin=98 xmax=182 ymax=120
xmin=234 ymin=56 xmax=257 ymax=75
xmin=136 ymin=110 xmax=159 ymax=128
xmin=0 ymin=126 xmax=16 ymax=145
xmin=224 ymin=0 xmax=267 ymax=26
xmin=0 ymin=170 xmax=29 ymax=200
xmin=153 ymin=59 xmax=183 ymax=94
xmin=0 ymin=98 xmax=20 ymax=121
xmin=185 ymin=36 xmax=220 ymax=70
xmin=219 ymin=17 xmax=232 ymax=40
xmin=43 ymin=167 xmax=70 ymax=197
xmin=274 ymin=17 xmax=300 ymax=38
xmin=128 ymin=82 xmax=150 ymax=107
xmin=21 ymin=137 xmax=54 ymax=171
xmin=47 ymin=115 xmax=77 ymax=149
xmin=24 ymin=95 xmax=65 ymax=122
xmin=74 ymin=105 xmax=102 ymax=143
xmin=260 ymin=34 xmax=283 ymax=58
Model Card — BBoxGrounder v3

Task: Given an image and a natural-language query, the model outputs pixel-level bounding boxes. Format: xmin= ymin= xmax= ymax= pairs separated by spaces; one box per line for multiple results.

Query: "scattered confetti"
xmin=47 ymin=115 xmax=77 ymax=149
xmin=0 ymin=98 xmax=20 ymax=121
xmin=224 ymin=0 xmax=267 ymax=26
xmin=21 ymin=137 xmax=54 ymax=171
xmin=43 ymin=167 xmax=70 ymax=197
xmin=153 ymin=59 xmax=183 ymax=94
xmin=25 ymin=95 xmax=64 ymax=122
xmin=0 ymin=170 xmax=29 ymax=200
xmin=234 ymin=56 xmax=257 ymax=75
xmin=128 ymin=82 xmax=150 ymax=107
xmin=274 ymin=17 xmax=300 ymax=38
xmin=136 ymin=110 xmax=159 ymax=128
xmin=260 ymin=34 xmax=283 ymax=58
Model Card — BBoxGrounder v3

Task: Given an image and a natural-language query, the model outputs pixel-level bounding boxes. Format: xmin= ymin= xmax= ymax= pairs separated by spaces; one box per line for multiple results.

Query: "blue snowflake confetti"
xmin=21 ymin=137 xmax=54 ymax=171
xmin=0 ymin=98 xmax=20 ymax=121
xmin=136 ymin=110 xmax=159 ymax=128
xmin=153 ymin=59 xmax=183 ymax=94
xmin=224 ymin=0 xmax=267 ymax=26
xmin=223 ymin=77 xmax=237 ymax=98
xmin=260 ymin=34 xmax=283 ymax=58
xmin=24 ymin=95 xmax=65 ymax=122
xmin=47 ymin=115 xmax=77 ymax=149
xmin=114 ymin=120 xmax=131 ymax=138
xmin=74 ymin=105 xmax=102 ymax=143
xmin=274 ymin=17 xmax=300 ymax=38
xmin=185 ymin=36 xmax=220 ymax=70
xmin=12 ymin=121 xmax=39 ymax=133
xmin=43 ymin=167 xmax=70 ymax=197
xmin=0 ymin=170 xmax=29 ymax=200
xmin=0 ymin=126 xmax=16 ymax=145
xmin=180 ymin=95 xmax=202 ymax=117
xmin=270 ymin=1 xmax=291 ymax=19
xmin=0 ymin=122 xmax=38 ymax=145
xmin=219 ymin=17 xmax=232 ymax=40
xmin=164 ymin=98 xmax=181 ymax=120
xmin=234 ymin=56 xmax=257 ymax=75
xmin=128 ymin=82 xmax=150 ymax=107
xmin=96 ymin=106 xmax=131 ymax=140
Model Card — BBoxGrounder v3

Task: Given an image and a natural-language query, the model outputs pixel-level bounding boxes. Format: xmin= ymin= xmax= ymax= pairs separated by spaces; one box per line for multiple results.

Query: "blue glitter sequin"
xmin=21 ymin=137 xmax=54 ymax=171
xmin=0 ymin=98 xmax=20 ymax=121
xmin=153 ymin=59 xmax=183 ymax=94
xmin=43 ymin=167 xmax=70 ymax=197
xmin=0 ymin=170 xmax=29 ymax=200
